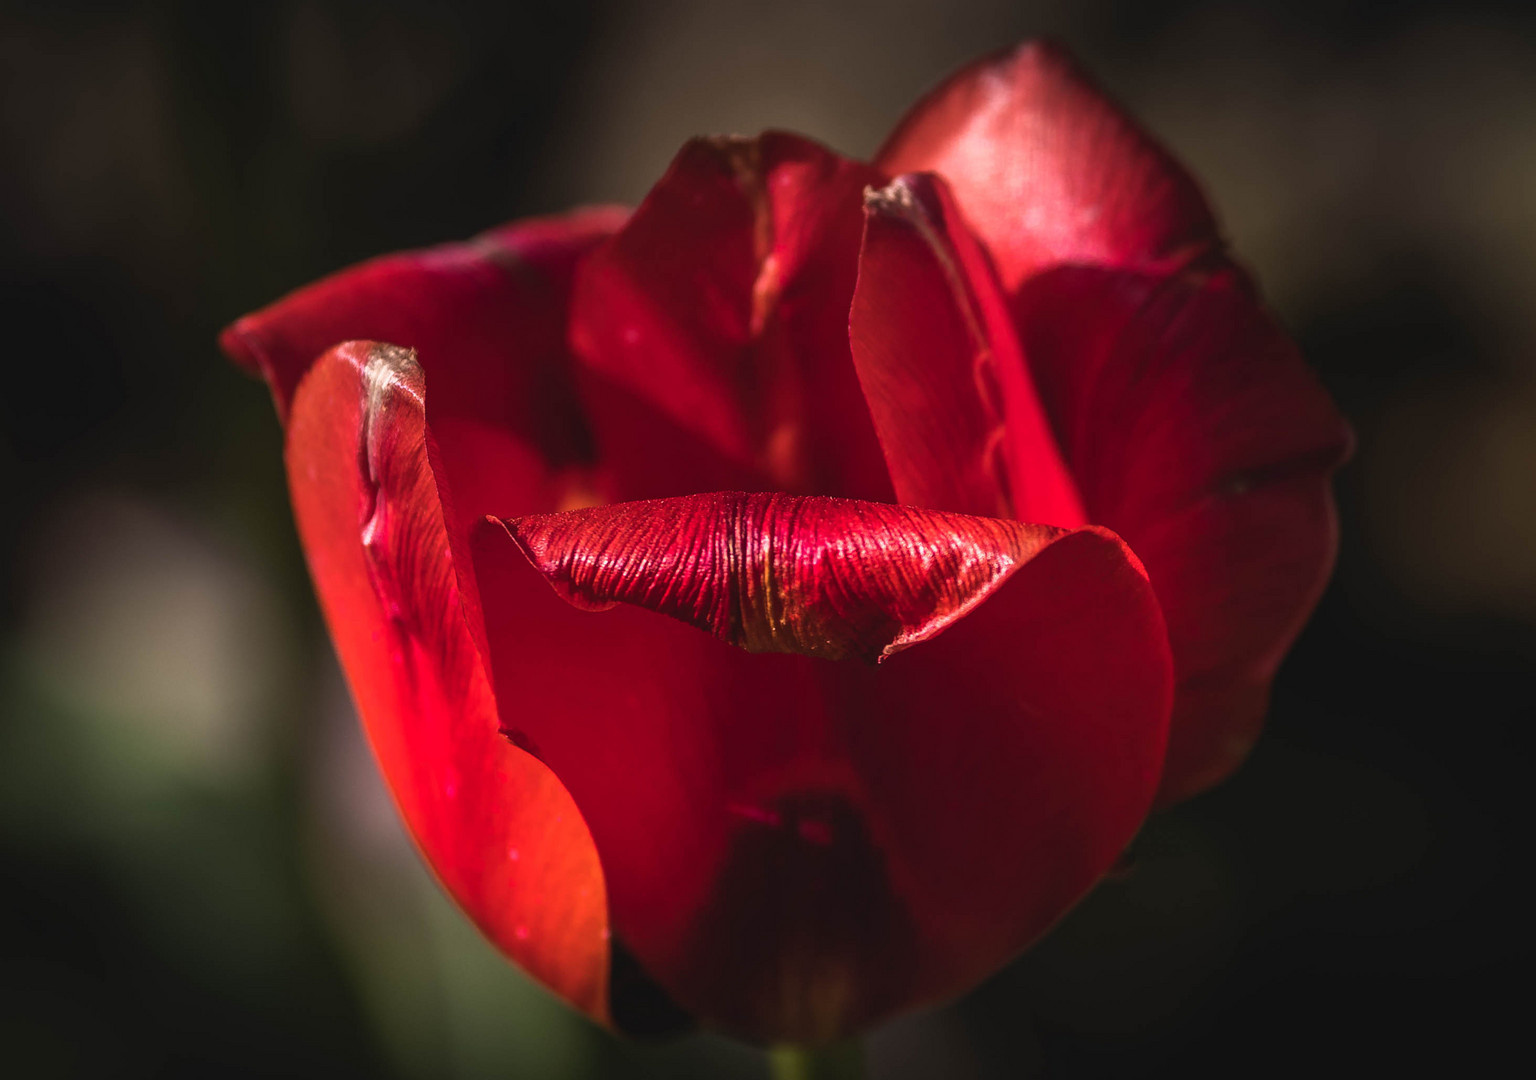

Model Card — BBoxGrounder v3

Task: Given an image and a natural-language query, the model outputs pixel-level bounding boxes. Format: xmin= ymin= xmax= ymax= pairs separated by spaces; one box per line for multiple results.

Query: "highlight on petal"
xmin=876 ymin=40 xmax=1220 ymax=291
xmin=569 ymin=133 xmax=894 ymax=502
xmin=285 ymin=341 xmax=609 ymax=1020
xmin=499 ymin=491 xmax=1065 ymax=662
xmin=851 ymin=173 xmax=1086 ymax=526
xmin=470 ymin=492 xmax=1172 ymax=1040
xmin=1013 ymin=263 xmax=1352 ymax=802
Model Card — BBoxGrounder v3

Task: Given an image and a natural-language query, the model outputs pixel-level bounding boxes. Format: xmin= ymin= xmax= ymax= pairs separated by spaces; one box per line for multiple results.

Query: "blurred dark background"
xmin=2 ymin=1 xmax=1532 ymax=1076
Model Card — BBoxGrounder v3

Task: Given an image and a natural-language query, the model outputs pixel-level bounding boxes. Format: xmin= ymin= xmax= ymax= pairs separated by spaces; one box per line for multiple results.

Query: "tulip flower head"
xmin=222 ymin=41 xmax=1349 ymax=1047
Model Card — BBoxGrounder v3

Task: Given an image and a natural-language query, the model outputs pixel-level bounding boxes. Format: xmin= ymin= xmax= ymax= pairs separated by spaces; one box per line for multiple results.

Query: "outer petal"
xmin=471 ymin=492 xmax=1171 ymax=1041
xmin=875 ymin=40 xmax=1219 ymax=292
xmin=851 ymin=173 xmax=1085 ymax=525
xmin=1013 ymin=265 xmax=1351 ymax=803
xmin=569 ymin=133 xmax=895 ymax=502
xmin=285 ymin=343 xmax=609 ymax=1019
xmin=220 ymin=205 xmax=625 ymax=432
xmin=221 ymin=205 xmax=626 ymax=665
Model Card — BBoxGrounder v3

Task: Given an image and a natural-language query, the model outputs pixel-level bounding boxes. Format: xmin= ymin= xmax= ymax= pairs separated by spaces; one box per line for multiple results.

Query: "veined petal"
xmin=285 ymin=342 xmax=609 ymax=1020
xmin=570 ymin=133 xmax=894 ymax=502
xmin=1013 ymin=264 xmax=1351 ymax=802
xmin=851 ymin=173 xmax=1086 ymax=525
xmin=470 ymin=492 xmax=1171 ymax=1040
xmin=499 ymin=491 xmax=1065 ymax=662
xmin=876 ymin=40 xmax=1220 ymax=291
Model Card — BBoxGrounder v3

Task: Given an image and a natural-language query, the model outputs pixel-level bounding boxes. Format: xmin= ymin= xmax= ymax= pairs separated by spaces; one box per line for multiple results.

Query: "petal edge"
xmin=286 ymin=340 xmax=611 ymax=1018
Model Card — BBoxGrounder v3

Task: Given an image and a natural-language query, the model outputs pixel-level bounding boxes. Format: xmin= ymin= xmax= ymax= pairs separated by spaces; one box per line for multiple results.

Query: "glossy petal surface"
xmin=285 ymin=342 xmax=609 ymax=1019
xmin=876 ymin=41 xmax=1219 ymax=291
xmin=570 ymin=133 xmax=894 ymax=502
xmin=851 ymin=173 xmax=1085 ymax=525
xmin=471 ymin=492 xmax=1171 ymax=1040
xmin=503 ymin=492 xmax=1065 ymax=661
xmin=1013 ymin=265 xmax=1351 ymax=802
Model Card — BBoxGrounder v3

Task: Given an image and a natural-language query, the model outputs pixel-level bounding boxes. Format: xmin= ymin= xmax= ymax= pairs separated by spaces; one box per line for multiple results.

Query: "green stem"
xmin=768 ymin=1040 xmax=865 ymax=1080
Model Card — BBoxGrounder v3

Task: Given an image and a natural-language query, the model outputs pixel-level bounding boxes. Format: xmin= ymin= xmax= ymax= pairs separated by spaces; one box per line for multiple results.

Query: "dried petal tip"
xmin=496 ymin=491 xmax=1069 ymax=663
xmin=852 ymin=171 xmax=1086 ymax=525
xmin=862 ymin=176 xmax=922 ymax=216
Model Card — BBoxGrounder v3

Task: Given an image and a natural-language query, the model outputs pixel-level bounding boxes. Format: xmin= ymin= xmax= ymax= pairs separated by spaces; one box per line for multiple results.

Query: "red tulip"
xmin=221 ymin=42 xmax=1349 ymax=1044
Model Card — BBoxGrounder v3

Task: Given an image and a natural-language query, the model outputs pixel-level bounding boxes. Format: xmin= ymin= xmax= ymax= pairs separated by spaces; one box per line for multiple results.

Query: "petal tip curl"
xmin=494 ymin=492 xmax=1082 ymax=666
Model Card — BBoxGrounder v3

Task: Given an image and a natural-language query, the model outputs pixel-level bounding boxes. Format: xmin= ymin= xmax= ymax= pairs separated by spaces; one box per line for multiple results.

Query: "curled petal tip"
xmin=494 ymin=492 xmax=1071 ymax=663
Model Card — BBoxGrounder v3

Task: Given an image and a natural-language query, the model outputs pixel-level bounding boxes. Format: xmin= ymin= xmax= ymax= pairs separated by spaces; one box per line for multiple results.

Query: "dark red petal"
xmin=471 ymin=492 xmax=1171 ymax=1040
xmin=876 ymin=41 xmax=1220 ymax=292
xmin=220 ymin=205 xmax=625 ymax=431
xmin=502 ymin=491 xmax=1066 ymax=662
xmin=1013 ymin=264 xmax=1351 ymax=803
xmin=851 ymin=173 xmax=1086 ymax=525
xmin=570 ymin=133 xmax=895 ymax=502
xmin=286 ymin=342 xmax=609 ymax=1020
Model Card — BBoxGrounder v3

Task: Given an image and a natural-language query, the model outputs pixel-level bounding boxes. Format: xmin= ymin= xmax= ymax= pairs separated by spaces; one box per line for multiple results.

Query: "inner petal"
xmin=852 ymin=172 xmax=1087 ymax=527
xmin=468 ymin=492 xmax=1171 ymax=1039
xmin=569 ymin=133 xmax=894 ymax=502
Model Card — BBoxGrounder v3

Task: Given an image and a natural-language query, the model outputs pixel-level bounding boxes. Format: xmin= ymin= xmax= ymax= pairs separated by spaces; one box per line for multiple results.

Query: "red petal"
xmin=285 ymin=342 xmax=609 ymax=1020
xmin=221 ymin=208 xmax=624 ymax=648
xmin=220 ymin=205 xmax=625 ymax=431
xmin=503 ymin=491 xmax=1066 ymax=661
xmin=1013 ymin=264 xmax=1351 ymax=803
xmin=471 ymin=492 xmax=1170 ymax=1040
xmin=876 ymin=41 xmax=1219 ymax=292
xmin=570 ymin=133 xmax=894 ymax=502
xmin=851 ymin=173 xmax=1086 ymax=525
